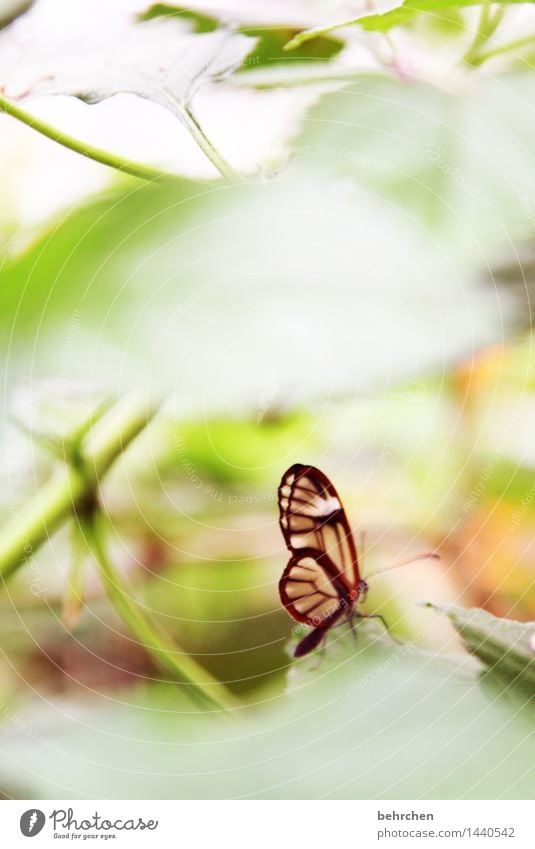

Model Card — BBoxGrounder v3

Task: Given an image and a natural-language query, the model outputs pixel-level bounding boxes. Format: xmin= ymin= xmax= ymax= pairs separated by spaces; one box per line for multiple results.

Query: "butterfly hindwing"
xmin=279 ymin=549 xmax=350 ymax=626
xmin=278 ymin=463 xmax=360 ymax=590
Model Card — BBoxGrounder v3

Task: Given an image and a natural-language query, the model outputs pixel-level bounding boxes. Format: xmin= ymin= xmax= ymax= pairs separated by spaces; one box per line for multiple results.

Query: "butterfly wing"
xmin=279 ymin=548 xmax=350 ymax=626
xmin=278 ymin=463 xmax=360 ymax=590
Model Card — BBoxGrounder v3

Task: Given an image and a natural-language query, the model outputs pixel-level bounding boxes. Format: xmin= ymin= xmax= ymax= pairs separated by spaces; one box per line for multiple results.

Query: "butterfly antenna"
xmin=358 ymin=530 xmax=366 ymax=562
xmin=366 ymin=551 xmax=440 ymax=582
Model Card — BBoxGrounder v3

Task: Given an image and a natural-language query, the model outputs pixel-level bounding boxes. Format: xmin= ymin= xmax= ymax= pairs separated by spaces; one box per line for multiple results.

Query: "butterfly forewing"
xmin=278 ymin=464 xmax=360 ymax=590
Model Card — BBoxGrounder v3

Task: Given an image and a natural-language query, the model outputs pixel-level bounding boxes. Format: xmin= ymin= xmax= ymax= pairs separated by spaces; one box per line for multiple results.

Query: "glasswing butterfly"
xmin=278 ymin=463 xmax=437 ymax=658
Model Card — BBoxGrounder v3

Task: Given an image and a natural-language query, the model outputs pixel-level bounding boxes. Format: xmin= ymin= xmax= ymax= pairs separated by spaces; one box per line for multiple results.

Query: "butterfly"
xmin=278 ymin=463 xmax=437 ymax=658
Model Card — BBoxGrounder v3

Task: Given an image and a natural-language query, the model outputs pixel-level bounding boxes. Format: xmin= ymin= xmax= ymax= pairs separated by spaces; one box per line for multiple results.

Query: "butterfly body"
xmin=278 ymin=463 xmax=368 ymax=657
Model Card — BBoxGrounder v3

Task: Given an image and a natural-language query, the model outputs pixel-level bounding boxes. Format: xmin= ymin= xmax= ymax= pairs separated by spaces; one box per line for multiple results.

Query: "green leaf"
xmin=0 ymin=4 xmax=256 ymax=178
xmin=143 ymin=4 xmax=344 ymax=64
xmin=427 ymin=604 xmax=535 ymax=703
xmin=141 ymin=2 xmax=377 ymax=92
xmin=140 ymin=4 xmax=219 ymax=33
xmin=0 ymin=621 xmax=533 ymax=799
xmin=285 ymin=1 xmax=534 ymax=46
xmin=0 ymin=176 xmax=509 ymax=417
xmin=0 ymin=8 xmax=255 ymax=107
xmin=296 ymin=74 xmax=535 ymax=251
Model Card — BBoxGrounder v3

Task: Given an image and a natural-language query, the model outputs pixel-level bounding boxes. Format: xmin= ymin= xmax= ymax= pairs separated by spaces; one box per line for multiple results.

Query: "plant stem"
xmin=82 ymin=509 xmax=236 ymax=711
xmin=0 ymin=92 xmax=181 ymax=184
xmin=0 ymin=90 xmax=240 ymax=182
xmin=0 ymin=392 xmax=237 ymax=711
xmin=161 ymin=92 xmax=240 ymax=181
xmin=0 ymin=393 xmax=158 ymax=581
xmin=463 ymin=3 xmax=507 ymax=67
xmin=61 ymin=520 xmax=88 ymax=629
xmin=471 ymin=32 xmax=535 ymax=66
xmin=463 ymin=1 xmax=492 ymax=62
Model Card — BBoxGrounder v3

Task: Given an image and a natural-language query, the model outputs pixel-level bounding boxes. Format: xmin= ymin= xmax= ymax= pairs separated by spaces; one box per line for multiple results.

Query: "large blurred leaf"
xmin=0 ymin=172 xmax=512 ymax=417
xmin=0 ymin=624 xmax=532 ymax=798
xmin=0 ymin=2 xmax=255 ymax=110
xmin=296 ymin=73 xmax=535 ymax=254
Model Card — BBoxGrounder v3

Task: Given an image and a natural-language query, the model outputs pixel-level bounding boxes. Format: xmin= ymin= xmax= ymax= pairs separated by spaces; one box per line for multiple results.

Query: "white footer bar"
xmin=1 ymin=799 xmax=533 ymax=848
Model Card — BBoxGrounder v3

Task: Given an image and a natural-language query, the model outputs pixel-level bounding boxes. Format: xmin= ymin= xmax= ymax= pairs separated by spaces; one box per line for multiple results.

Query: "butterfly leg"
xmin=348 ymin=610 xmax=359 ymax=643
xmin=361 ymin=612 xmax=402 ymax=644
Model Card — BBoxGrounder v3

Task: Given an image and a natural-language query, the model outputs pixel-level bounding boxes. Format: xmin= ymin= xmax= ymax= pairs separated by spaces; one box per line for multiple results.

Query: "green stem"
xmin=82 ymin=509 xmax=236 ymax=711
xmin=463 ymin=3 xmax=507 ymax=67
xmin=471 ymin=32 xmax=535 ymax=66
xmin=9 ymin=395 xmax=112 ymax=465
xmin=62 ymin=520 xmax=88 ymax=629
xmin=0 ymin=92 xmax=180 ymax=184
xmin=462 ymin=7 xmax=487 ymax=65
xmin=161 ymin=92 xmax=240 ymax=182
xmin=0 ymin=393 xmax=158 ymax=581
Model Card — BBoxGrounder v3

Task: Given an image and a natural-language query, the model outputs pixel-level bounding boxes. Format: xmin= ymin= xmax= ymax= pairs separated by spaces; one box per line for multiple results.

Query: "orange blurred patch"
xmin=454 ymin=498 xmax=535 ymax=620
